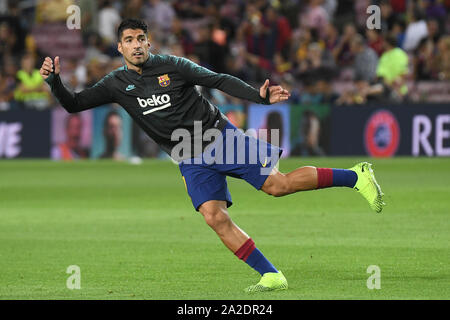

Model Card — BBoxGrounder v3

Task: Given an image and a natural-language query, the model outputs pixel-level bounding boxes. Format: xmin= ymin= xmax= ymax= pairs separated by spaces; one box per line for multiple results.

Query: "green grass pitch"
xmin=0 ymin=157 xmax=449 ymax=299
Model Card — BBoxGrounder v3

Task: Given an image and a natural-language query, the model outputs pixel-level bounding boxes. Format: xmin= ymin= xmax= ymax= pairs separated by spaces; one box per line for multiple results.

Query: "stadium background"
xmin=0 ymin=0 xmax=450 ymax=301
xmin=0 ymin=0 xmax=449 ymax=160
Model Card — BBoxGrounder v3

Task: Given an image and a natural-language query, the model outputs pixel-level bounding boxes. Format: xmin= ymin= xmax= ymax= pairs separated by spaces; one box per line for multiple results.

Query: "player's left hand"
xmin=259 ymin=79 xmax=290 ymax=104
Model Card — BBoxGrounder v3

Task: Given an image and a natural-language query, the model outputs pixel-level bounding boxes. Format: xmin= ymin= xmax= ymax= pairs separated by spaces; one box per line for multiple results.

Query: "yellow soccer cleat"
xmin=245 ymin=271 xmax=288 ymax=293
xmin=349 ymin=162 xmax=385 ymax=213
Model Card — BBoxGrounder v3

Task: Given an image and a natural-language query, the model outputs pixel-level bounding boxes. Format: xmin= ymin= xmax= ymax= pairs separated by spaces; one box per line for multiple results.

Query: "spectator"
xmin=144 ymin=0 xmax=176 ymax=34
xmin=122 ymin=0 xmax=145 ymax=20
xmin=0 ymin=2 xmax=25 ymax=54
xmin=0 ymin=22 xmax=14 ymax=62
xmin=390 ymin=21 xmax=406 ymax=49
xmin=194 ymin=24 xmax=227 ymax=73
xmin=227 ymin=26 xmax=251 ymax=81
xmin=426 ymin=18 xmax=440 ymax=43
xmin=413 ymin=38 xmax=434 ymax=80
xmin=79 ymin=0 xmax=99 ymax=45
xmin=323 ymin=23 xmax=339 ymax=51
xmin=403 ymin=16 xmax=440 ymax=54
xmin=293 ymin=28 xmax=315 ymax=66
xmin=336 ymin=78 xmax=384 ymax=106
xmin=264 ymin=6 xmax=292 ymax=56
xmin=299 ymin=42 xmax=336 ymax=77
xmin=85 ymin=57 xmax=108 ymax=87
xmin=98 ymin=0 xmax=121 ymax=44
xmin=36 ymin=0 xmax=74 ymax=23
xmin=168 ymin=18 xmax=194 ymax=55
xmin=0 ymin=0 xmax=448 ymax=117
xmin=0 ymin=69 xmax=15 ymax=111
xmin=84 ymin=32 xmax=110 ymax=63
xmin=14 ymin=53 xmax=50 ymax=109
xmin=333 ymin=23 xmax=357 ymax=66
xmin=219 ymin=0 xmax=241 ymax=26
xmin=366 ymin=28 xmax=385 ymax=56
xmin=432 ymin=35 xmax=450 ymax=81
xmin=242 ymin=7 xmax=269 ymax=60
xmin=301 ymin=0 xmax=329 ymax=38
xmin=273 ymin=51 xmax=293 ymax=79
xmin=376 ymin=35 xmax=409 ymax=101
xmin=403 ymin=9 xmax=428 ymax=52
xmin=380 ymin=1 xmax=397 ymax=31
xmin=350 ymin=34 xmax=379 ymax=83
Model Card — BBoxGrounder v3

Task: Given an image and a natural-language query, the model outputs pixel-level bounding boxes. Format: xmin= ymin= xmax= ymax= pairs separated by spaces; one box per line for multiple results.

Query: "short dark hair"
xmin=117 ymin=19 xmax=148 ymax=41
xmin=385 ymin=34 xmax=398 ymax=48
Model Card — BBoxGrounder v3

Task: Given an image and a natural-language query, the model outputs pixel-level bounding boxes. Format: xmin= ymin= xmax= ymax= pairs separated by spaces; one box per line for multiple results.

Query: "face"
xmin=117 ymin=28 xmax=150 ymax=66
xmin=344 ymin=24 xmax=356 ymax=37
xmin=21 ymin=55 xmax=35 ymax=73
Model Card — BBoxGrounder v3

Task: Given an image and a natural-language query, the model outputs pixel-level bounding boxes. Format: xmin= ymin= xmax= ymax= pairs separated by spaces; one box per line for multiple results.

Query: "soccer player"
xmin=40 ymin=19 xmax=384 ymax=293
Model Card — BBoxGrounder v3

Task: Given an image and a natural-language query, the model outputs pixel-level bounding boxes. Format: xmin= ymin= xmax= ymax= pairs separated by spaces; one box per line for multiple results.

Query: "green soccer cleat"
xmin=244 ymin=271 xmax=288 ymax=293
xmin=349 ymin=162 xmax=385 ymax=213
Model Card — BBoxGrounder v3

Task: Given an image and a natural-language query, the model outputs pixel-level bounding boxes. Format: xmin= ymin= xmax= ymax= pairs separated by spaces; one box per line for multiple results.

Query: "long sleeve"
xmin=45 ymin=73 xmax=114 ymax=113
xmin=173 ymin=57 xmax=270 ymax=105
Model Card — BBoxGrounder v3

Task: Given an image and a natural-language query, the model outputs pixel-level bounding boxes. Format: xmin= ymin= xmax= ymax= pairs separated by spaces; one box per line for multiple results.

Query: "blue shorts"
xmin=179 ymin=121 xmax=282 ymax=211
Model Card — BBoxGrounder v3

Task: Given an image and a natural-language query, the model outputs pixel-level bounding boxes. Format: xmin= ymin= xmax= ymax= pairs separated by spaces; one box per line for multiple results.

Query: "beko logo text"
xmin=137 ymin=94 xmax=171 ymax=115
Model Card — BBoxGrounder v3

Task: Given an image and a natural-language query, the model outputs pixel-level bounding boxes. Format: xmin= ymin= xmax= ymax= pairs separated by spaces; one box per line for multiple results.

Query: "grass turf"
xmin=0 ymin=157 xmax=449 ymax=300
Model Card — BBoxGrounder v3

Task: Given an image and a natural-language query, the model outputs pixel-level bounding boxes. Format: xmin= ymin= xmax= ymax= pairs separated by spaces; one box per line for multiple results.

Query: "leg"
xmin=198 ymin=200 xmax=287 ymax=292
xmin=261 ymin=163 xmax=385 ymax=213
xmin=261 ymin=166 xmax=319 ymax=197
xmin=198 ymin=200 xmax=248 ymax=253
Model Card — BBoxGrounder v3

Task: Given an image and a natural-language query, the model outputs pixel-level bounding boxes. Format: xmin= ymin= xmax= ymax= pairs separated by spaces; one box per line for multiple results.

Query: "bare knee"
xmin=200 ymin=205 xmax=231 ymax=231
xmin=262 ymin=174 xmax=292 ymax=197
xmin=271 ymin=180 xmax=291 ymax=197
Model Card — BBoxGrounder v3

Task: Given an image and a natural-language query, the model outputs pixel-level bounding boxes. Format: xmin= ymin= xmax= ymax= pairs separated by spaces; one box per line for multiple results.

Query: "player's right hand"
xmin=40 ymin=56 xmax=60 ymax=79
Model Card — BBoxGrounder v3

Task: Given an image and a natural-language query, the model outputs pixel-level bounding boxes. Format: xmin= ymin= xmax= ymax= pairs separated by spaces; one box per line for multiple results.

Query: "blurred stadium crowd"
xmin=0 ymin=0 xmax=449 ymax=113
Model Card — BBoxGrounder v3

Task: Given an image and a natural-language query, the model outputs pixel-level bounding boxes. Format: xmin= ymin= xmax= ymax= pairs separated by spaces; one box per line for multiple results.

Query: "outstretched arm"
xmin=40 ymin=56 xmax=114 ymax=113
xmin=174 ymin=57 xmax=290 ymax=105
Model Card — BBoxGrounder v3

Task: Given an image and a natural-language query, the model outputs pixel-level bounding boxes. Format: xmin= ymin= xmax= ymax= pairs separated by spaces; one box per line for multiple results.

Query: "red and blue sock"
xmin=316 ymin=168 xmax=357 ymax=189
xmin=234 ymin=238 xmax=278 ymax=275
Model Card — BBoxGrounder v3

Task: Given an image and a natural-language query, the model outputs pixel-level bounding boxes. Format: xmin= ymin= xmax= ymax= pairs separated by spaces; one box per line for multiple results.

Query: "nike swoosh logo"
xmin=126 ymin=85 xmax=136 ymax=91
xmin=262 ymin=157 xmax=268 ymax=168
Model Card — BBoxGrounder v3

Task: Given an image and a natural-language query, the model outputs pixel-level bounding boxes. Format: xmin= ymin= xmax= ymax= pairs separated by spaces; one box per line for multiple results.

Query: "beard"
xmin=128 ymin=50 xmax=149 ymax=67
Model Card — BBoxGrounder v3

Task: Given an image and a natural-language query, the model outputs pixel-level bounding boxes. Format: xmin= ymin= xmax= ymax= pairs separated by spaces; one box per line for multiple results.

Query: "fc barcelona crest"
xmin=158 ymin=74 xmax=170 ymax=87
